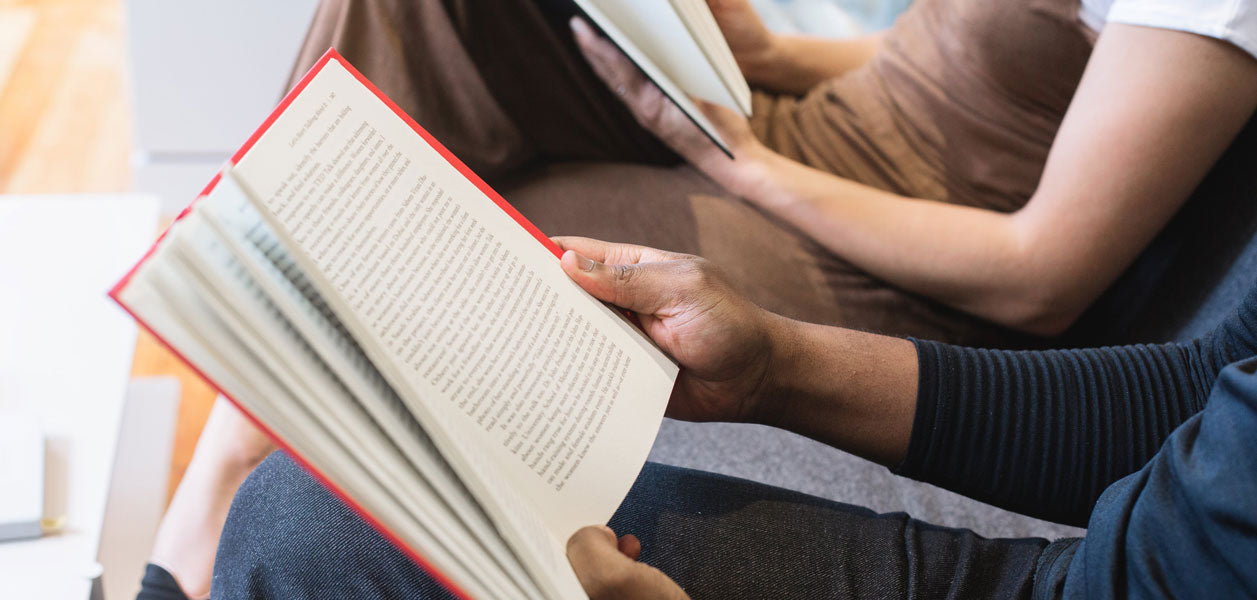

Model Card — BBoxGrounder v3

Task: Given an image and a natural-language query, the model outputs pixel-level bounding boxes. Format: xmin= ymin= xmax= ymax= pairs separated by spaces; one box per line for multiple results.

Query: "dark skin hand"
xmin=554 ymin=236 xmax=917 ymax=465
xmin=566 ymin=526 xmax=688 ymax=600
xmin=555 ymin=236 xmax=785 ymax=423
xmin=554 ymin=236 xmax=918 ymax=598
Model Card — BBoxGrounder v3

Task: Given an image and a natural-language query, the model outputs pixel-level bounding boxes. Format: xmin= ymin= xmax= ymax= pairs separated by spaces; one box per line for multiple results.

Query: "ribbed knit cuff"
xmin=893 ymin=338 xmax=942 ymax=478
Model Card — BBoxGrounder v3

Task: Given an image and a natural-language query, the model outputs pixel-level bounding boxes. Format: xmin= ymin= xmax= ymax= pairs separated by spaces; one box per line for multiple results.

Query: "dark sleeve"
xmin=893 ymin=283 xmax=1257 ymax=526
xmin=1056 ymin=358 xmax=1257 ymax=597
xmin=136 ymin=563 xmax=190 ymax=600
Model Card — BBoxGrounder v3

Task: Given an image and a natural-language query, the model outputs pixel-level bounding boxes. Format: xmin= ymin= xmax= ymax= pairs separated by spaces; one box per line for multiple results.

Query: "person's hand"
xmin=567 ymin=526 xmax=689 ymax=600
xmin=705 ymin=0 xmax=779 ymax=74
xmin=555 ymin=236 xmax=790 ymax=424
xmin=570 ymin=17 xmax=770 ymax=197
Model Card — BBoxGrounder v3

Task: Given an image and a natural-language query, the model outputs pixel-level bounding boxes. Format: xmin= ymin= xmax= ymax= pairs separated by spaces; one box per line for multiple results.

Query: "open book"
xmin=111 ymin=49 xmax=679 ymax=599
xmin=562 ymin=0 xmax=752 ymax=156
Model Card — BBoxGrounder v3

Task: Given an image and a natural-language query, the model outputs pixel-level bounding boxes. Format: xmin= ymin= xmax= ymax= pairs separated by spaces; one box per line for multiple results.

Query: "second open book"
xmin=111 ymin=50 xmax=679 ymax=599
xmin=567 ymin=0 xmax=753 ymax=155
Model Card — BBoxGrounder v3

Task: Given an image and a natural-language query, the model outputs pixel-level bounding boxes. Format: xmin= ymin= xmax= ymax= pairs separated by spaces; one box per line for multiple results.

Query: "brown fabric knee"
xmin=291 ymin=0 xmax=675 ymax=178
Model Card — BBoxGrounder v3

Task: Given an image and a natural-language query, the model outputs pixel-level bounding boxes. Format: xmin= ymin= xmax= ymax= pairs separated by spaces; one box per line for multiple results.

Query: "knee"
xmin=212 ymin=452 xmax=336 ymax=593
xmin=211 ymin=452 xmax=363 ymax=595
xmin=212 ymin=452 xmax=451 ymax=598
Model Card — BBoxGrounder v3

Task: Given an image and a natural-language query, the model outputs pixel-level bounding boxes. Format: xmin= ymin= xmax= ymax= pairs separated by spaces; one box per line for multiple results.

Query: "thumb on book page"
xmin=566 ymin=526 xmax=688 ymax=600
xmin=560 ymin=250 xmax=690 ymax=317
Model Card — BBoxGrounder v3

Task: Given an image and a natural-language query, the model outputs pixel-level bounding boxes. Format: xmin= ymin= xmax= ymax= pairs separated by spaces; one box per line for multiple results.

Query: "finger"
xmin=569 ymin=16 xmax=598 ymax=46
xmin=571 ymin=18 xmax=625 ymax=87
xmin=617 ymin=534 xmax=642 ymax=561
xmin=570 ymin=527 xmax=689 ymax=600
xmin=552 ymin=236 xmax=681 ymax=265
xmin=552 ymin=236 xmax=643 ymax=264
xmin=567 ymin=525 xmax=619 ymax=560
xmin=560 ymin=251 xmax=696 ymax=315
xmin=567 ymin=526 xmax=635 ymax=596
xmin=571 ymin=18 xmax=652 ymax=101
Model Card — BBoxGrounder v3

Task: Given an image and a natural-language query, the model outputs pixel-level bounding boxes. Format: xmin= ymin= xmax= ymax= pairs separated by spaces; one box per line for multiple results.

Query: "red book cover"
xmin=110 ymin=48 xmax=571 ymax=600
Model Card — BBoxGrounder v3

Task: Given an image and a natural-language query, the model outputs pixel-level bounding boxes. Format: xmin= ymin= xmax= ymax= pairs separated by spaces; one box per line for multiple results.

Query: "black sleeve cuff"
xmin=137 ymin=563 xmax=190 ymax=600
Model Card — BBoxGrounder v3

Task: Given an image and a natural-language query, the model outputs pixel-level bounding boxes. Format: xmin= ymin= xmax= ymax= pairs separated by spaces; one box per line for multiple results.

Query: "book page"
xmin=191 ymin=181 xmax=542 ymax=599
xmin=580 ymin=0 xmax=749 ymax=115
xmin=671 ymin=0 xmax=753 ymax=114
xmin=231 ymin=55 xmax=678 ymax=596
xmin=117 ymin=248 xmax=507 ymax=598
xmin=569 ymin=0 xmax=736 ymax=154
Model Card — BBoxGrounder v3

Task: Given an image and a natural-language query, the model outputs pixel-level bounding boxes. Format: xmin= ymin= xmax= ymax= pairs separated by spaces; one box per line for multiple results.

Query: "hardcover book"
xmin=111 ymin=49 xmax=680 ymax=599
xmin=558 ymin=0 xmax=752 ymax=155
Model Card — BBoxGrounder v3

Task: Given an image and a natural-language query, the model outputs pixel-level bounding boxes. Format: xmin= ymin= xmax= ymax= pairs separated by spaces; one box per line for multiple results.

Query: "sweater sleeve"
xmin=894 ymin=282 xmax=1257 ymax=526
xmin=1055 ymin=358 xmax=1257 ymax=597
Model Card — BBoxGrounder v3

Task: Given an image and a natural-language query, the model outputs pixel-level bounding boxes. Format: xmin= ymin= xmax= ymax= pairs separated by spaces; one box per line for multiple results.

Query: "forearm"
xmin=738 ymin=152 xmax=1068 ymax=334
xmin=759 ymin=316 xmax=918 ymax=466
xmin=743 ymin=33 xmax=884 ymax=95
xmin=762 ymin=322 xmax=1222 ymax=525
xmin=726 ymin=27 xmax=1257 ymax=337
xmin=901 ymin=339 xmax=1221 ymax=526
xmin=757 ymin=284 xmax=1257 ymax=525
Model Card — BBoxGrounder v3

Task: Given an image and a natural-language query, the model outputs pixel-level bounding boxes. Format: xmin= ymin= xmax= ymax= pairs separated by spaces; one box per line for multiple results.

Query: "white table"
xmin=0 ymin=195 xmax=160 ymax=599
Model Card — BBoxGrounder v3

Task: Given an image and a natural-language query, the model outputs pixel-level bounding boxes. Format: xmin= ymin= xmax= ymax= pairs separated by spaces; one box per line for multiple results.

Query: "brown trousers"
xmin=290 ymin=0 xmax=1094 ymax=347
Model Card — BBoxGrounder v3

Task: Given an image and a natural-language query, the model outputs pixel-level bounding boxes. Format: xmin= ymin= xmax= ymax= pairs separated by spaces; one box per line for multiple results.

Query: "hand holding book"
xmin=566 ymin=525 xmax=689 ymax=599
xmin=550 ymin=236 xmax=786 ymax=600
xmin=552 ymin=234 xmax=916 ymax=598
xmin=553 ymin=236 xmax=784 ymax=424
xmin=570 ymin=17 xmax=771 ymax=199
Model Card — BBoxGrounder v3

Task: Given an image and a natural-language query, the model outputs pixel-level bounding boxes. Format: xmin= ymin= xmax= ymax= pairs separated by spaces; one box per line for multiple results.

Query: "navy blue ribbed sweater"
xmin=898 ymin=282 xmax=1257 ymax=597
xmin=899 ymin=282 xmax=1257 ymax=526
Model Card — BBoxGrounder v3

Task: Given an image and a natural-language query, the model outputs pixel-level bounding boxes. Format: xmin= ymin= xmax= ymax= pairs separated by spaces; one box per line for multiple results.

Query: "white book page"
xmin=195 ymin=177 xmax=541 ymax=598
xmin=173 ymin=196 xmax=540 ymax=599
xmin=118 ymin=248 xmax=500 ymax=599
xmin=581 ymin=0 xmax=749 ymax=115
xmin=231 ymin=57 xmax=678 ymax=597
xmin=570 ymin=0 xmax=736 ymax=154
xmin=671 ymin=0 xmax=753 ymax=114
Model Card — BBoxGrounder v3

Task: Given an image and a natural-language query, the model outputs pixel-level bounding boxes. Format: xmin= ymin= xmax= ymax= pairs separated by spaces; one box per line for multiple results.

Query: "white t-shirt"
xmin=1081 ymin=0 xmax=1257 ymax=60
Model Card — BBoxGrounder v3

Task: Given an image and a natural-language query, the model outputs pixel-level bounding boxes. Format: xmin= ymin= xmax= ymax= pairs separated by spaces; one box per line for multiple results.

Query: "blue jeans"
xmin=208 ymin=452 xmax=1062 ymax=599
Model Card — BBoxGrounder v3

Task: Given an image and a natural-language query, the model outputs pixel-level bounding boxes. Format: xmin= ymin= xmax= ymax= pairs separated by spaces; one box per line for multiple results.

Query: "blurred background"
xmin=0 ymin=0 xmax=908 ymax=598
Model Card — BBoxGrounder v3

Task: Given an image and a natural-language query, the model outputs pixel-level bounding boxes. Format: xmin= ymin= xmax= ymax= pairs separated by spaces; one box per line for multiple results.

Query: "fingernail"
xmin=570 ymin=16 xmax=590 ymax=36
xmin=575 ymin=252 xmax=596 ymax=272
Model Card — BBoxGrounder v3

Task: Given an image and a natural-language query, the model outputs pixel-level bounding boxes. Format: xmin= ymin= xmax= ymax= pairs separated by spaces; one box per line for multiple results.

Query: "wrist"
xmin=759 ymin=320 xmax=920 ymax=465
xmin=728 ymin=147 xmax=795 ymax=211
xmin=747 ymin=312 xmax=811 ymax=427
xmin=711 ymin=142 xmax=777 ymax=200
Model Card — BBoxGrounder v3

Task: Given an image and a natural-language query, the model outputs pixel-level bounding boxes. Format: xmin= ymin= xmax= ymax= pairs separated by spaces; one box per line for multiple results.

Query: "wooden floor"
xmin=1 ymin=0 xmax=218 ymax=501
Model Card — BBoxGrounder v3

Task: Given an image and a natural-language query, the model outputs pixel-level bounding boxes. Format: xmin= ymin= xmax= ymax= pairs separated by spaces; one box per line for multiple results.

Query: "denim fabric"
xmin=208 ymin=451 xmax=457 ymax=600
xmin=211 ymin=455 xmax=1054 ymax=599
